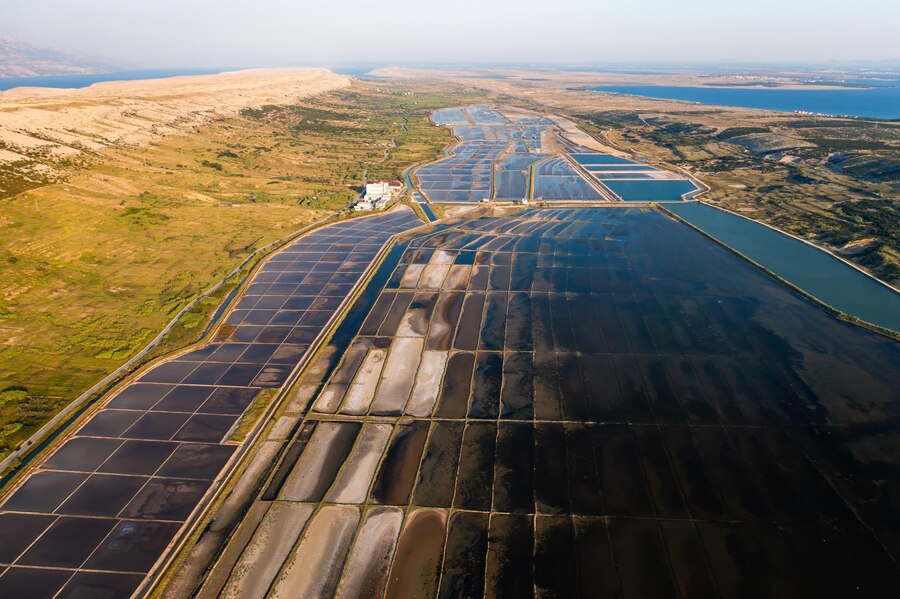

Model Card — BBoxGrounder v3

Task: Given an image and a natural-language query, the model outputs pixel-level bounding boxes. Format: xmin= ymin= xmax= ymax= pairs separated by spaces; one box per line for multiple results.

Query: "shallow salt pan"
xmin=430 ymin=250 xmax=458 ymax=265
xmin=334 ymin=507 xmax=404 ymax=599
xmin=400 ymin=263 xmax=425 ymax=288
xmin=327 ymin=423 xmax=393 ymax=504
xmin=220 ymin=503 xmax=314 ymax=599
xmin=340 ymin=349 xmax=387 ymax=415
xmin=425 ymin=317 xmax=450 ymax=350
xmin=426 ymin=293 xmax=463 ymax=351
xmin=384 ymin=508 xmax=447 ymax=599
xmin=396 ymin=306 xmax=429 ymax=338
xmin=279 ymin=422 xmax=355 ymax=501
xmin=270 ymin=505 xmax=361 ymax=599
xmin=444 ymin=265 xmax=472 ymax=290
xmin=312 ymin=343 xmax=371 ymax=413
xmin=370 ymin=338 xmax=424 ymax=415
xmin=406 ymin=351 xmax=449 ymax=417
xmin=312 ymin=383 xmax=349 ymax=414
xmin=419 ymin=264 xmax=452 ymax=289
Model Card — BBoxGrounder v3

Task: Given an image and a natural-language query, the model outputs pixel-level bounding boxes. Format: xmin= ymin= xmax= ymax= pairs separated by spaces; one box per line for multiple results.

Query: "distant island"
xmin=0 ymin=37 xmax=113 ymax=78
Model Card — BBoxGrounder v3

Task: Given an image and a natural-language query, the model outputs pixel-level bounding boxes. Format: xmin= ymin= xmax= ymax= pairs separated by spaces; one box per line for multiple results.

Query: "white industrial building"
xmin=353 ymin=179 xmax=403 ymax=211
xmin=364 ymin=180 xmax=402 ymax=198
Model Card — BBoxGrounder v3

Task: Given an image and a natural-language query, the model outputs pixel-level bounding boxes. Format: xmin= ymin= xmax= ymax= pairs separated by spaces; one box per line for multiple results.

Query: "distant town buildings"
xmin=353 ymin=179 xmax=403 ymax=211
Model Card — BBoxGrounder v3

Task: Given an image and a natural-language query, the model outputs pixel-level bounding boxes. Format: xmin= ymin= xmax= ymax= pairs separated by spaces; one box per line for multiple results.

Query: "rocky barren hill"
xmin=0 ymin=37 xmax=113 ymax=78
xmin=0 ymin=68 xmax=350 ymax=196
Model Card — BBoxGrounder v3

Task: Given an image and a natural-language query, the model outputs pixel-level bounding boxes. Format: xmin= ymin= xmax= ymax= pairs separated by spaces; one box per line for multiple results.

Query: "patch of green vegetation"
xmin=780 ymin=119 xmax=871 ymax=128
xmin=806 ymin=138 xmax=893 ymax=152
xmin=828 ymin=153 xmax=900 ymax=184
xmin=0 ymin=388 xmax=28 ymax=407
xmin=833 ymin=199 xmax=900 ymax=242
xmin=0 ymin=386 xmax=67 ymax=460
xmin=785 ymin=164 xmax=818 ymax=184
xmin=582 ymin=111 xmax=645 ymax=128
xmin=0 ymin=161 xmax=55 ymax=200
xmin=297 ymin=193 xmax=350 ymax=210
xmin=200 ymin=160 xmax=224 ymax=171
xmin=241 ymin=104 xmax=351 ymax=122
xmin=241 ymin=103 xmax=357 ymax=135
xmin=716 ymin=127 xmax=771 ymax=139
xmin=119 ymin=206 xmax=171 ymax=226
xmin=229 ymin=388 xmax=278 ymax=443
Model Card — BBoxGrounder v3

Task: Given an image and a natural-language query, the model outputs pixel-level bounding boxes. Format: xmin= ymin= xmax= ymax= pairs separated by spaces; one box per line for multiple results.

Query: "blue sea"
xmin=0 ymin=68 xmax=234 ymax=92
xmin=329 ymin=66 xmax=380 ymax=78
xmin=591 ymin=78 xmax=900 ymax=120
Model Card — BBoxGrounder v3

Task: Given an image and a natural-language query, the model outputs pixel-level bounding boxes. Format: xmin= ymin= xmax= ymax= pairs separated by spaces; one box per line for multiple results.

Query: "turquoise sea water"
xmin=667 ymin=203 xmax=900 ymax=332
xmin=591 ymin=78 xmax=900 ymax=120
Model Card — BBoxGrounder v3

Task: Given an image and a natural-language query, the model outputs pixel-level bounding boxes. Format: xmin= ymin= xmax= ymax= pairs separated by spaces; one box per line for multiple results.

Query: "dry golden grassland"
xmin=0 ymin=79 xmax=473 ymax=459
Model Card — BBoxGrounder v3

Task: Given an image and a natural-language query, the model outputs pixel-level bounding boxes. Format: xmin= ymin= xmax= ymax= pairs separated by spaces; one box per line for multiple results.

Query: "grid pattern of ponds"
xmin=495 ymin=153 xmax=547 ymax=199
xmin=571 ymin=153 xmax=700 ymax=202
xmin=421 ymin=107 xmax=701 ymax=204
xmin=415 ymin=140 xmax=504 ymax=203
xmin=215 ymin=208 xmax=900 ymax=598
xmin=0 ymin=209 xmax=422 ymax=599
xmin=466 ymin=104 xmax=510 ymax=125
xmin=532 ymin=157 xmax=604 ymax=201
xmin=416 ymin=105 xmax=559 ymax=203
xmin=431 ymin=107 xmax=468 ymax=126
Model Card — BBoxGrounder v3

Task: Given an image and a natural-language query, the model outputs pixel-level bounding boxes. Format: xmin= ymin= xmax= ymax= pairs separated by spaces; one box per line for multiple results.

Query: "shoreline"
xmin=0 ymin=66 xmax=330 ymax=97
xmin=586 ymin=84 xmax=900 ymax=120
xmin=0 ymin=67 xmax=238 ymax=92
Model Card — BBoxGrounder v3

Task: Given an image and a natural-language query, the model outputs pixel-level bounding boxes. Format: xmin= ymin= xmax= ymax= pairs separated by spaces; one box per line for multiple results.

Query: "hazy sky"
xmin=2 ymin=0 xmax=898 ymax=68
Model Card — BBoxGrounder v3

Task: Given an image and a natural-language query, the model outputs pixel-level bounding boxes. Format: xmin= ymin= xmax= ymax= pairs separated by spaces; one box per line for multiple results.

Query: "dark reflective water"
xmin=254 ymin=207 xmax=900 ymax=597
xmin=667 ymin=202 xmax=900 ymax=333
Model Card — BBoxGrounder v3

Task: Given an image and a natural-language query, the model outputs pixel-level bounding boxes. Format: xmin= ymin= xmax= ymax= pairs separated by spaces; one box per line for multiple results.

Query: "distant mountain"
xmin=0 ymin=37 xmax=115 ymax=78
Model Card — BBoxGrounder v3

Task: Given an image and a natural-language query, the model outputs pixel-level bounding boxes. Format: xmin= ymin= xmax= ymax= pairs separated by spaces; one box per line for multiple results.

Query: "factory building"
xmin=353 ymin=179 xmax=403 ymax=211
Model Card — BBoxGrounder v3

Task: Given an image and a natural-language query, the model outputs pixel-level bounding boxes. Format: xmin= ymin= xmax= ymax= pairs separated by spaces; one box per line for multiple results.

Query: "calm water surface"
xmin=591 ymin=78 xmax=900 ymax=119
xmin=603 ymin=179 xmax=698 ymax=201
xmin=667 ymin=202 xmax=900 ymax=332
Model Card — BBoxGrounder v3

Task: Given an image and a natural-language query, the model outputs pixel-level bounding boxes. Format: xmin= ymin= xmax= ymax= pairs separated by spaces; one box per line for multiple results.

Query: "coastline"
xmin=588 ymin=83 xmax=900 ymax=120
xmin=0 ymin=67 xmax=236 ymax=92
